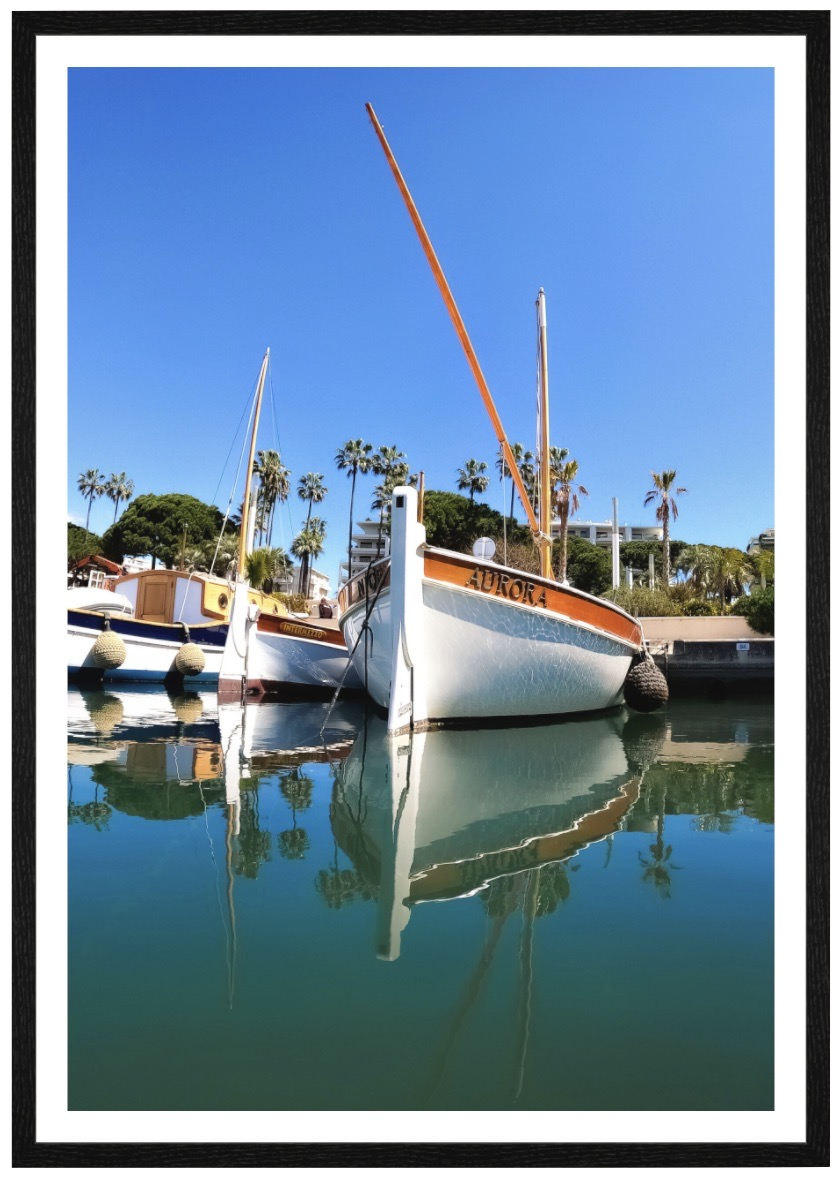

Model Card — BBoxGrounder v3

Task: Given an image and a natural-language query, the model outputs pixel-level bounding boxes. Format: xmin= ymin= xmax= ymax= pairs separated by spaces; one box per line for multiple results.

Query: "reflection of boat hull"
xmin=68 ymin=609 xmax=228 ymax=684
xmin=339 ymin=533 xmax=641 ymax=728
xmin=244 ymin=614 xmax=363 ymax=698
xmin=333 ymin=713 xmax=638 ymax=912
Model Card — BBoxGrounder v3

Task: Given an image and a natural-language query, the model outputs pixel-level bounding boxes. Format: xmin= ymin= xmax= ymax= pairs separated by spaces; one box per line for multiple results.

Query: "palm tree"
xmin=77 ymin=468 xmax=106 ymax=532
xmin=297 ymin=472 xmax=327 ymax=531
xmin=335 ymin=439 xmax=374 ymax=583
xmin=456 ymin=458 xmax=490 ymax=502
xmin=103 ymin=471 xmax=134 ymax=524
xmin=551 ymin=455 xmax=588 ymax=584
xmin=495 ymin=442 xmax=533 ymax=522
xmin=644 ymin=470 xmax=687 ymax=588
xmin=371 ymin=445 xmax=408 ymax=557
xmin=291 ymin=517 xmax=326 ymax=600
xmin=253 ymin=450 xmax=290 ymax=546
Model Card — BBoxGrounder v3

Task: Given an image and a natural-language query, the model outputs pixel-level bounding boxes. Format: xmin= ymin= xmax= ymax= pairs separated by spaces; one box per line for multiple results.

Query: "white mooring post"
xmin=612 ymin=497 xmax=620 ymax=589
xmin=387 ymin=485 xmax=428 ymax=734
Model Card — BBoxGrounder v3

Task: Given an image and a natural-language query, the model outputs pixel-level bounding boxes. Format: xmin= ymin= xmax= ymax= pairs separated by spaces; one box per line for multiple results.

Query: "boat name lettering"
xmin=284 ymin=623 xmax=326 ymax=640
xmin=465 ymin=567 xmax=547 ymax=608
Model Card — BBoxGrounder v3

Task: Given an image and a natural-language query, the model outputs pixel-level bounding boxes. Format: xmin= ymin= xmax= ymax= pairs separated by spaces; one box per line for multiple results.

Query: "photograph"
xmin=13 ymin=6 xmax=827 ymax=1169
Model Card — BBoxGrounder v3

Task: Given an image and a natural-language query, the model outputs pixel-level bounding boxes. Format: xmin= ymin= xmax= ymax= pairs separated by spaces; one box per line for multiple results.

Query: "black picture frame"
xmin=12 ymin=8 xmax=828 ymax=1167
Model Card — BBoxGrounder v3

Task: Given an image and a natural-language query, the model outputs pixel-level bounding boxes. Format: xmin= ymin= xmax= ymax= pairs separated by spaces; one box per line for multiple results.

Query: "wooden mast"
xmin=365 ymin=104 xmax=548 ymax=556
xmin=237 ymin=348 xmax=270 ymax=579
xmin=536 ymin=290 xmax=553 ymax=579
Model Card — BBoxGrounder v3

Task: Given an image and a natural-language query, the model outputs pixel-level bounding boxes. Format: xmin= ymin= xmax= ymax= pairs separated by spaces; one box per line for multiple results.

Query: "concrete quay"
xmin=641 ymin=616 xmax=774 ymax=695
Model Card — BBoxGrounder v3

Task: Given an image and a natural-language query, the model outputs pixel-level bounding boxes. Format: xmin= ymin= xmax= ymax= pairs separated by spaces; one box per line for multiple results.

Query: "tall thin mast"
xmin=365 ymin=103 xmax=549 ymax=559
xmin=536 ymin=290 xmax=553 ymax=579
xmin=237 ymin=348 xmax=270 ymax=578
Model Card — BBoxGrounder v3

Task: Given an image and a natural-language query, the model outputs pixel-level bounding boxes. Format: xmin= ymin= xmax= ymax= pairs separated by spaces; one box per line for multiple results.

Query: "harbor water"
xmin=67 ymin=685 xmax=774 ymax=1112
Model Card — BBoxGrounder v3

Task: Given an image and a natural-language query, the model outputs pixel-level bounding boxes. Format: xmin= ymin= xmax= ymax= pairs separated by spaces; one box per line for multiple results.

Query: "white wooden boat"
xmin=339 ymin=502 xmax=642 ymax=729
xmin=67 ymin=571 xmax=231 ymax=685
xmin=218 ymin=350 xmax=362 ymax=701
xmin=337 ymin=107 xmax=650 ymax=731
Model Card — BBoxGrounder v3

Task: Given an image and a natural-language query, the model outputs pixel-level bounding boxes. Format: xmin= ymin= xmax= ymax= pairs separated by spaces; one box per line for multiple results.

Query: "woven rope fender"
xmin=91 ymin=617 xmax=127 ymax=670
xmin=174 ymin=626 xmax=206 ymax=677
xmin=623 ymin=652 xmax=668 ymax=713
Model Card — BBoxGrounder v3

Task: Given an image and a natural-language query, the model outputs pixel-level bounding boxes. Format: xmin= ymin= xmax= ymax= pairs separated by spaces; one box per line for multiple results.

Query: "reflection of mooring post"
xmin=375 ymin=733 xmax=423 ymax=961
xmin=218 ymin=701 xmax=244 ymax=1009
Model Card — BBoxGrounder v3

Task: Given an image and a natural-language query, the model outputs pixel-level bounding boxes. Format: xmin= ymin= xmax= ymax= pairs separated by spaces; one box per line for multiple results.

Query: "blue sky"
xmin=68 ymin=66 xmax=774 ymax=585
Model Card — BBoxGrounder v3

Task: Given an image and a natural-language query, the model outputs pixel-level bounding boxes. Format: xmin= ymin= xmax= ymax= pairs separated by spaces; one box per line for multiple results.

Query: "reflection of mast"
xmin=225 ymin=792 xmax=240 ymax=1008
xmin=218 ymin=701 xmax=246 ymax=1007
xmin=512 ymin=868 xmax=539 ymax=1102
xmin=420 ymin=905 xmax=514 ymax=1108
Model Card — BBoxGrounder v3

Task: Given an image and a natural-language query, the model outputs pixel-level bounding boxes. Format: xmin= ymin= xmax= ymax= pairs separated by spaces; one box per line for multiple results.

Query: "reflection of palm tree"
xmin=277 ymin=768 xmax=314 ymax=861
xmin=638 ymin=787 xmax=680 ymax=898
xmin=67 ymin=774 xmax=111 ymax=830
xmin=233 ymin=792 xmax=272 ymax=880
xmin=314 ymin=840 xmax=377 ymax=908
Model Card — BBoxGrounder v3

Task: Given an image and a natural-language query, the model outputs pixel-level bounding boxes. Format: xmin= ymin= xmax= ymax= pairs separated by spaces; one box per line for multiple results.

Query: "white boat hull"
xmin=68 ymin=611 xmax=226 ymax=683
xmin=342 ymin=580 xmax=635 ymax=722
xmin=339 ymin=487 xmax=643 ymax=730
xmin=243 ymin=616 xmax=364 ymax=698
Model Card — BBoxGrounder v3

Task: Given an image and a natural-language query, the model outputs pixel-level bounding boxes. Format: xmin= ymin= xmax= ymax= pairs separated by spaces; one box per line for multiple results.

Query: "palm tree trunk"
xmin=663 ymin=512 xmax=671 ymax=587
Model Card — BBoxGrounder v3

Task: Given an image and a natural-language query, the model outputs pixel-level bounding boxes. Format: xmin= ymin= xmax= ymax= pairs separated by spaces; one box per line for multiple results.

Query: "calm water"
xmin=67 ymin=686 xmax=774 ymax=1112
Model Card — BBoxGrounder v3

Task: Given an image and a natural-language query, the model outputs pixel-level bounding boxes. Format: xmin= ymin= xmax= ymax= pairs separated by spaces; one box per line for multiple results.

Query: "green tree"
xmin=644 ymin=470 xmax=687 ymax=588
xmin=103 ymin=471 xmax=134 ymax=524
xmin=335 ymin=439 xmax=374 ymax=582
xmin=68 ymin=523 xmax=104 ymax=569
xmin=563 ymin=537 xmax=612 ymax=595
xmin=456 ymin=458 xmax=490 ymax=502
xmin=422 ymin=490 xmax=530 ymax=555
xmin=102 ymin=492 xmax=225 ymax=568
xmin=747 ymin=547 xmax=775 ymax=589
xmin=77 ymin=468 xmax=105 ymax=532
xmin=733 ymin=586 xmax=774 ymax=635
xmin=551 ymin=454 xmax=588 ymax=584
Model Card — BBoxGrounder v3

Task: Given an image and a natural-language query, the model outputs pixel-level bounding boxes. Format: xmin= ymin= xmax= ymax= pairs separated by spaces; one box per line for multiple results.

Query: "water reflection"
xmin=67 ymin=687 xmax=774 ymax=1111
xmin=330 ymin=710 xmax=676 ymax=960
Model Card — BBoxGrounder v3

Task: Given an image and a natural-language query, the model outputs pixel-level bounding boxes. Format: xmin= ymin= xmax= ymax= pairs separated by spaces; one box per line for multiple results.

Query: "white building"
xmin=558 ymin=520 xmax=663 ymax=546
xmin=292 ymin=565 xmax=332 ymax=602
xmin=339 ymin=518 xmax=390 ymax=584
